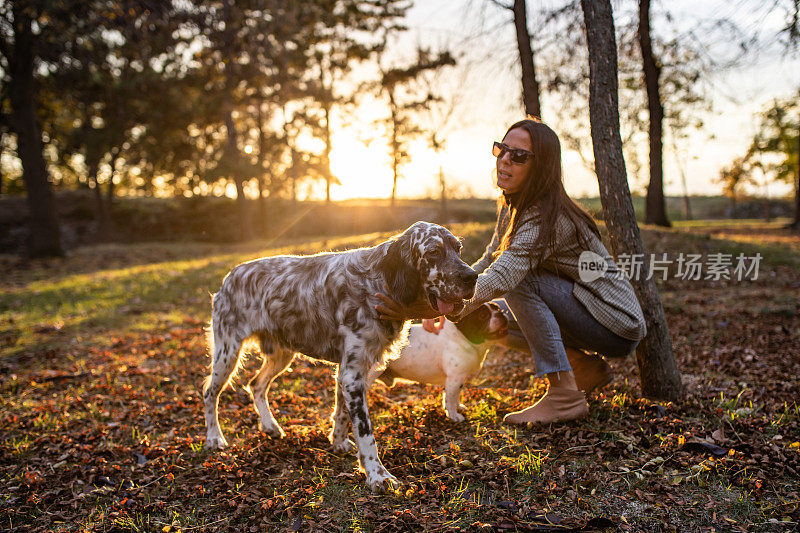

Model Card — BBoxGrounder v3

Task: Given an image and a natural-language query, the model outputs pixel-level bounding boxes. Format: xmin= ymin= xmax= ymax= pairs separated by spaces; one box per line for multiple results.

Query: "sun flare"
xmin=329 ymin=134 xmax=394 ymax=200
xmin=329 ymin=131 xmax=462 ymax=201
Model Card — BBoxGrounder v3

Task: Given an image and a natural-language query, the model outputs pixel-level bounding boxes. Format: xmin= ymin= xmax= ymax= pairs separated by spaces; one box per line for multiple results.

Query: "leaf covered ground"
xmin=1 ymin=220 xmax=798 ymax=532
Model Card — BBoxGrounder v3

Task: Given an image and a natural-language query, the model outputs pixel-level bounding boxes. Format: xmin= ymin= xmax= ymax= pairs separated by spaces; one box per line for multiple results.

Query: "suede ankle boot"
xmin=503 ymin=387 xmax=589 ymax=425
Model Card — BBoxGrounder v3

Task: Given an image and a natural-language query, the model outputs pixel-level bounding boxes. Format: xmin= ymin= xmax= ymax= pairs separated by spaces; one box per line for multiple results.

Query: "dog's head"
xmin=378 ymin=222 xmax=477 ymax=314
xmin=454 ymin=302 xmax=509 ymax=344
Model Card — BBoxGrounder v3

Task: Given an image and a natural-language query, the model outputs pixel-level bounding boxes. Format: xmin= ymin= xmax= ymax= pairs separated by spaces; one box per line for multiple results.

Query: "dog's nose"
xmin=460 ymin=269 xmax=478 ymax=286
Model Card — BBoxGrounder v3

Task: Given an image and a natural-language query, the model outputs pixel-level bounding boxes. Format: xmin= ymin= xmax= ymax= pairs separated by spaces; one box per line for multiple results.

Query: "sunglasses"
xmin=492 ymin=141 xmax=534 ymax=164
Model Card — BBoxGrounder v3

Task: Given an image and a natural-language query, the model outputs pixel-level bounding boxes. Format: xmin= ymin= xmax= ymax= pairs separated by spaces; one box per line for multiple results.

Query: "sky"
xmin=320 ymin=0 xmax=800 ymax=202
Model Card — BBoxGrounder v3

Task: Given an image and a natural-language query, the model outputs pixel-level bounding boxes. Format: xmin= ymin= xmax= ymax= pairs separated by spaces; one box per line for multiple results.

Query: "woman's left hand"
xmin=375 ymin=285 xmax=443 ymax=320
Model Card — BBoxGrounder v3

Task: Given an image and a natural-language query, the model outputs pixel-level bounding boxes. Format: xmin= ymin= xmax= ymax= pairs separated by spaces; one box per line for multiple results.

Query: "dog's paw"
xmin=447 ymin=411 xmax=466 ymax=423
xmin=204 ymin=435 xmax=229 ymax=450
xmin=331 ymin=438 xmax=356 ymax=454
xmin=258 ymin=422 xmax=286 ymax=438
xmin=367 ymin=468 xmax=400 ymax=494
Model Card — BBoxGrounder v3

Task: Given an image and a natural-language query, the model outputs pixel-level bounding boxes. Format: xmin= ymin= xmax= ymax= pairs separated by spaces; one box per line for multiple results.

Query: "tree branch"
xmin=487 ymin=0 xmax=513 ymax=11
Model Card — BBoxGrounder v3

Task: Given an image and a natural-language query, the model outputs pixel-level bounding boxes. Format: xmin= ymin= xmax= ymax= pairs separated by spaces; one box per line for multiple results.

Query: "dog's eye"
xmin=425 ymin=248 xmax=442 ymax=260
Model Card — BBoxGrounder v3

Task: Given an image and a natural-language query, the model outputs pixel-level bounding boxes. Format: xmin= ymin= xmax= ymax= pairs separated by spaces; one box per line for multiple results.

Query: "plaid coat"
xmin=457 ymin=204 xmax=647 ymax=342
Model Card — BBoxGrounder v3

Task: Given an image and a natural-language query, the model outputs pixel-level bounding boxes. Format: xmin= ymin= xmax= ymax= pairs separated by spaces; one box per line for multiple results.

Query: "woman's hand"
xmin=421 ymin=317 xmax=446 ymax=334
xmin=375 ymin=285 xmax=443 ymax=321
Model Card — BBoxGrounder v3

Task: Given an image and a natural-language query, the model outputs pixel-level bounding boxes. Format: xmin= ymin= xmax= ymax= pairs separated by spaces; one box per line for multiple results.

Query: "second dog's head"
xmin=454 ymin=302 xmax=509 ymax=344
xmin=378 ymin=222 xmax=477 ymax=315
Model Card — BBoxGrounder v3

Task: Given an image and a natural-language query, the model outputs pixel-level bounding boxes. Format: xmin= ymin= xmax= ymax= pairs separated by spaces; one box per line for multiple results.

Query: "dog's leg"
xmin=339 ymin=338 xmax=399 ymax=493
xmin=248 ymin=343 xmax=294 ymax=438
xmin=203 ymin=319 xmax=244 ymax=450
xmin=329 ymin=379 xmax=356 ymax=454
xmin=443 ymin=375 xmax=467 ymax=422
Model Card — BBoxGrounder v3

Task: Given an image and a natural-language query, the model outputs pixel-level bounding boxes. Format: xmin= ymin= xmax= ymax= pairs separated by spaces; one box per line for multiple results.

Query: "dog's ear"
xmin=377 ymin=239 xmax=421 ymax=306
xmin=454 ymin=304 xmax=491 ymax=344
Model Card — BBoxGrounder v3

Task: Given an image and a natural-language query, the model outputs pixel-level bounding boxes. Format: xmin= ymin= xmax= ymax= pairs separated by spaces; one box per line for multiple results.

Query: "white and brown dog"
xmin=203 ymin=222 xmax=477 ymax=492
xmin=370 ymin=302 xmax=508 ymax=422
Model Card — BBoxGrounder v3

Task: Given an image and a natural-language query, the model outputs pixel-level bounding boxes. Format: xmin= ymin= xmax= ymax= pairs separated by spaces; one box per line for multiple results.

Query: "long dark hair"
xmin=493 ymin=117 xmax=600 ymax=265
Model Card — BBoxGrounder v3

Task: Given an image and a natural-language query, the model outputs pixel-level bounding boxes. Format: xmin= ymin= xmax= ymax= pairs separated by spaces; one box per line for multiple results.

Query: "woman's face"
xmin=496 ymin=127 xmax=533 ymax=194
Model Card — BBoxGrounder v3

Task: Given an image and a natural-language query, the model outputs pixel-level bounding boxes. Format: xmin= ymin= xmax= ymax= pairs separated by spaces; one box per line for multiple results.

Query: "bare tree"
xmin=717 ymin=153 xmax=755 ymax=212
xmin=580 ymin=0 xmax=682 ymax=401
xmin=1 ymin=1 xmax=64 ymax=257
xmin=375 ymin=48 xmax=456 ymax=207
xmin=796 ymin=123 xmax=800 ymax=230
xmin=748 ymin=95 xmax=800 ymax=228
xmin=638 ymin=0 xmax=670 ymax=227
xmin=778 ymin=0 xmax=800 ymax=229
xmin=0 ymin=128 xmax=5 ymax=195
xmin=489 ymin=0 xmax=542 ymax=117
xmin=305 ymin=0 xmax=410 ymax=204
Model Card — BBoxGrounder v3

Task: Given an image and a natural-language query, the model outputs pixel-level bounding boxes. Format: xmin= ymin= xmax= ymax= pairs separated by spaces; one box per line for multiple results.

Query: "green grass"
xmin=576 ymin=195 xmax=737 ymax=222
xmin=670 ymin=217 xmax=792 ymax=228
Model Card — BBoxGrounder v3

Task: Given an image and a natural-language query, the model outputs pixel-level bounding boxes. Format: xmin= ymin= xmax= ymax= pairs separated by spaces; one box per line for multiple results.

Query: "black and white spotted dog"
xmin=203 ymin=222 xmax=477 ymax=492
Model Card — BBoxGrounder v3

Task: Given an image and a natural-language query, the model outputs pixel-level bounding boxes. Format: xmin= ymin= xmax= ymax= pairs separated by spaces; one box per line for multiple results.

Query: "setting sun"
xmin=328 ymin=132 xmax=395 ymax=200
xmin=328 ymin=123 xmax=485 ymax=201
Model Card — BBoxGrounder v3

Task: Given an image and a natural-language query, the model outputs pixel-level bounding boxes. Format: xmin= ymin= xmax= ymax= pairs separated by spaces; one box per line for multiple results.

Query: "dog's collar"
xmin=453 ymin=321 xmax=495 ymax=346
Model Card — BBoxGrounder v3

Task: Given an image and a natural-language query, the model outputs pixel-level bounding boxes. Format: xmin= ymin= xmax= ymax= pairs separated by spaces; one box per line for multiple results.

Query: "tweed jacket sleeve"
xmin=470 ymin=212 xmax=503 ymax=274
xmin=457 ymin=209 xmax=544 ymax=317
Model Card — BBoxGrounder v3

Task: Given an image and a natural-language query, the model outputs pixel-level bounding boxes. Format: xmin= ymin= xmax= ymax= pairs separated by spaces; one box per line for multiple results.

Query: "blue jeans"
xmin=494 ymin=271 xmax=639 ymax=377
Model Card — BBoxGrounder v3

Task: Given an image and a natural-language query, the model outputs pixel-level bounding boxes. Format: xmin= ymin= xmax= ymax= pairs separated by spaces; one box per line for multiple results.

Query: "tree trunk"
xmin=0 ymin=130 xmax=4 ymax=196
xmin=389 ymin=90 xmax=399 ymax=208
xmin=104 ymin=157 xmax=117 ymax=233
xmin=638 ymin=0 xmax=670 ymax=228
xmin=221 ymin=1 xmax=251 ymax=241
xmin=439 ymin=164 xmax=448 ymax=222
xmin=106 ymin=160 xmax=116 ymax=208
xmin=85 ymin=146 xmax=113 ymax=238
xmin=256 ymin=103 xmax=269 ymax=235
xmin=9 ymin=7 xmax=63 ymax=258
xmin=322 ymin=100 xmax=333 ymax=205
xmin=793 ymin=122 xmax=800 ymax=229
xmin=257 ymin=174 xmax=268 ymax=234
xmin=512 ymin=0 xmax=541 ymax=118
xmin=225 ymin=106 xmax=252 ymax=241
xmin=674 ymin=148 xmax=693 ymax=219
xmin=682 ymin=192 xmax=693 ymax=220
xmin=87 ymin=158 xmax=107 ymax=236
xmin=290 ymin=147 xmax=298 ymax=204
xmin=90 ymin=168 xmax=102 ymax=225
xmin=581 ymin=0 xmax=682 ymax=401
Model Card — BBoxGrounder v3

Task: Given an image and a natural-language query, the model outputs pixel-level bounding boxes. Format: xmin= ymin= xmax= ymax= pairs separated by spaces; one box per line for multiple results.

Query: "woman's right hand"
xmin=422 ymin=317 xmax=446 ymax=335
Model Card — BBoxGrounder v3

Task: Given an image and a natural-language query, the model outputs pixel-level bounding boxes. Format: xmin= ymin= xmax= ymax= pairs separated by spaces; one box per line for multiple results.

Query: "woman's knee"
xmin=504 ymin=287 xmax=540 ymax=316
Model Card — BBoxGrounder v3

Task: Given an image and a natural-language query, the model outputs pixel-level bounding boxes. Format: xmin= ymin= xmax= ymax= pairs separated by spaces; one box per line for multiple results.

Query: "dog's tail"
xmin=202 ymin=318 xmax=215 ymax=396
xmin=203 ymin=291 xmax=256 ymax=395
